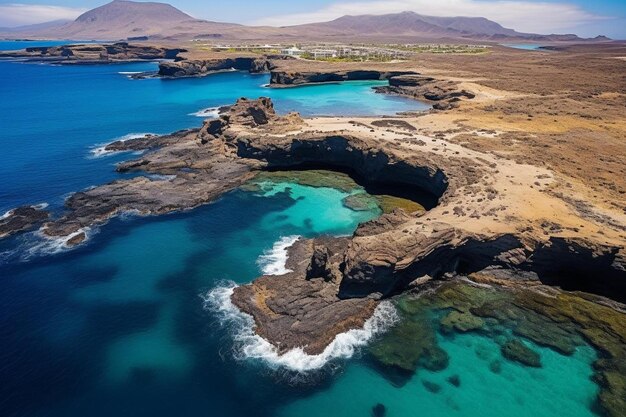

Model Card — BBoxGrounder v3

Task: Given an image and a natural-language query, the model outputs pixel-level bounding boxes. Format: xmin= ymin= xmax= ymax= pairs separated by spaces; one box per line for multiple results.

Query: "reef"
xmin=367 ymin=280 xmax=626 ymax=417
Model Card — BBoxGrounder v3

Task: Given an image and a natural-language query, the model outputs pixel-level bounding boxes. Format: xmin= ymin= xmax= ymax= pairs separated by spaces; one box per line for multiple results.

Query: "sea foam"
xmin=21 ymin=227 xmax=95 ymax=260
xmin=203 ymin=283 xmax=398 ymax=373
xmin=89 ymin=132 xmax=154 ymax=158
xmin=189 ymin=107 xmax=222 ymax=118
xmin=256 ymin=235 xmax=300 ymax=275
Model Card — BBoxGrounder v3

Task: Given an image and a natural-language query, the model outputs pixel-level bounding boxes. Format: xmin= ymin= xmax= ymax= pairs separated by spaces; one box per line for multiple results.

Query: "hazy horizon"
xmin=0 ymin=0 xmax=625 ymax=39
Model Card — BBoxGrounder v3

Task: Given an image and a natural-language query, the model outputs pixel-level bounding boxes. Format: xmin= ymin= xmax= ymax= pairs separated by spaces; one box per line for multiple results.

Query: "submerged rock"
xmin=440 ymin=311 xmax=484 ymax=333
xmin=371 ymin=403 xmax=386 ymax=417
xmin=368 ymin=311 xmax=449 ymax=385
xmin=342 ymin=193 xmax=380 ymax=212
xmin=447 ymin=374 xmax=461 ymax=387
xmin=422 ymin=380 xmax=442 ymax=393
xmin=501 ymin=339 xmax=542 ymax=368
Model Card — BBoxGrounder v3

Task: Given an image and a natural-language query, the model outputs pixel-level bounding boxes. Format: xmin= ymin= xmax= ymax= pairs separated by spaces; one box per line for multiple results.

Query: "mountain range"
xmin=0 ymin=0 xmax=609 ymax=42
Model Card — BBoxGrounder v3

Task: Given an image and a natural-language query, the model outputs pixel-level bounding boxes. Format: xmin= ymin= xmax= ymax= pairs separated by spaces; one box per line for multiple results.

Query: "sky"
xmin=0 ymin=0 xmax=624 ymax=39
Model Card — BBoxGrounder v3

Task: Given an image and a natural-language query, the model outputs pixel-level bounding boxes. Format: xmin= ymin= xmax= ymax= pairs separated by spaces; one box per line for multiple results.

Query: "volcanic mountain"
xmin=1 ymin=0 xmax=598 ymax=42
xmin=285 ymin=11 xmax=521 ymax=38
xmin=36 ymin=0 xmax=247 ymax=40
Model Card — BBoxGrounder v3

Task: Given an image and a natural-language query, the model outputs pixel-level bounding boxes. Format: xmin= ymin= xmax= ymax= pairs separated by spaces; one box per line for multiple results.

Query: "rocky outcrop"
xmin=501 ymin=339 xmax=542 ymax=367
xmin=24 ymin=97 xmax=624 ymax=369
xmin=375 ymin=74 xmax=476 ymax=110
xmin=0 ymin=206 xmax=49 ymax=239
xmin=41 ymin=97 xmax=301 ymax=245
xmin=157 ymin=55 xmax=294 ymax=78
xmin=0 ymin=42 xmax=184 ymax=64
xmin=269 ymin=70 xmax=415 ymax=87
xmin=234 ymin=134 xmax=448 ymax=207
xmin=231 ymin=237 xmax=379 ymax=355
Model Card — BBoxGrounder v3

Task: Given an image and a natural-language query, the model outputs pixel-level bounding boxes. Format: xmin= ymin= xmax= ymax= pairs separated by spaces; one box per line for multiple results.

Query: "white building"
xmin=280 ymin=47 xmax=304 ymax=56
xmin=311 ymin=49 xmax=338 ymax=59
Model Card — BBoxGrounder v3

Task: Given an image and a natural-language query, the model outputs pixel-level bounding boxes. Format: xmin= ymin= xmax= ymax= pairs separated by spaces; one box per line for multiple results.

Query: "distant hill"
xmin=6 ymin=0 xmax=247 ymax=41
xmin=0 ymin=1 xmax=608 ymax=42
xmin=286 ymin=12 xmax=521 ymax=38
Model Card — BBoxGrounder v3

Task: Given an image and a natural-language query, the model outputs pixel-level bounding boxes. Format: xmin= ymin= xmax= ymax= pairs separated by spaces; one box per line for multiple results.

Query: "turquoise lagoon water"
xmin=501 ymin=43 xmax=547 ymax=51
xmin=0 ymin=41 xmax=603 ymax=417
xmin=279 ymin=334 xmax=598 ymax=417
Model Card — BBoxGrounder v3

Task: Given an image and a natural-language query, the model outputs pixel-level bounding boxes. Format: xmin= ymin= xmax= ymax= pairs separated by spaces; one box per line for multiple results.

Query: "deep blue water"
xmin=0 ymin=53 xmax=426 ymax=213
xmin=0 ymin=41 xmax=602 ymax=417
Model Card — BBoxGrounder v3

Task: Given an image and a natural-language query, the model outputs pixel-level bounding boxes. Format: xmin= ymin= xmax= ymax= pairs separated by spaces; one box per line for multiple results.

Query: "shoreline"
xmin=1 ymin=40 xmax=625 ymax=415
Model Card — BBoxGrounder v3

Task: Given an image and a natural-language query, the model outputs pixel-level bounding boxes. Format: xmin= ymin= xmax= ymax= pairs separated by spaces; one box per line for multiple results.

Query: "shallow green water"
xmin=278 ymin=324 xmax=599 ymax=417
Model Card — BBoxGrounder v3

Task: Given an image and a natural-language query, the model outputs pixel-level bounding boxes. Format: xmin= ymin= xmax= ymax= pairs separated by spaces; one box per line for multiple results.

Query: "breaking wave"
xmin=189 ymin=107 xmax=222 ymax=118
xmin=256 ymin=235 xmax=299 ymax=275
xmin=88 ymin=132 xmax=154 ymax=158
xmin=202 ymin=282 xmax=398 ymax=373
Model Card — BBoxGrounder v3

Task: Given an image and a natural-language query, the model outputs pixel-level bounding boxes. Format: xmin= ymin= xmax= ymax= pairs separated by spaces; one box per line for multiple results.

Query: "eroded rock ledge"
xmin=0 ymin=206 xmax=49 ymax=239
xmin=4 ymin=99 xmax=624 ymax=401
xmin=157 ymin=56 xmax=288 ymax=77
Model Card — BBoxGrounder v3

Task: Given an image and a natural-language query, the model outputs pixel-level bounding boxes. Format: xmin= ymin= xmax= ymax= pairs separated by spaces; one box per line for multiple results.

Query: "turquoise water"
xmin=0 ymin=40 xmax=603 ymax=417
xmin=0 ymin=180 xmax=382 ymax=417
xmin=501 ymin=43 xmax=546 ymax=51
xmin=278 ymin=334 xmax=598 ymax=417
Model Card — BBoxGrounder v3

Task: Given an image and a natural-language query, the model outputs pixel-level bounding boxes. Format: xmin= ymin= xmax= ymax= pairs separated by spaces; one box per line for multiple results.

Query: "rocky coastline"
xmin=0 ymin=42 xmax=478 ymax=110
xmin=2 ymin=95 xmax=624 ymax=415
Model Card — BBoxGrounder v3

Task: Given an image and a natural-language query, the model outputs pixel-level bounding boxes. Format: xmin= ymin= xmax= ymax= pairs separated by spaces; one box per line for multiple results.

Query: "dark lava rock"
xmin=306 ymin=244 xmax=331 ymax=280
xmin=501 ymin=339 xmax=541 ymax=368
xmin=0 ymin=206 xmax=49 ymax=239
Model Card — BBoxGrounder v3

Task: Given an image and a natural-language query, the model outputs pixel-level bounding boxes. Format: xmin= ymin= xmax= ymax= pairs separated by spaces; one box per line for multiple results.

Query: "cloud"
xmin=255 ymin=0 xmax=606 ymax=34
xmin=0 ymin=3 xmax=88 ymax=27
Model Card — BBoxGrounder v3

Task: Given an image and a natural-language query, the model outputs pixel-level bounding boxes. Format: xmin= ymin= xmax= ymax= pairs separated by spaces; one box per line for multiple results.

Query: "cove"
xmin=0 ymin=174 xmax=382 ymax=417
xmin=0 ymin=50 xmax=427 ymax=213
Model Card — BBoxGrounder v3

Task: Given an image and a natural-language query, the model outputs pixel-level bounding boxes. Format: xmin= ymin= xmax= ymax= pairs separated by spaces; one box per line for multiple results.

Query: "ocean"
xmin=0 ymin=41 xmax=601 ymax=417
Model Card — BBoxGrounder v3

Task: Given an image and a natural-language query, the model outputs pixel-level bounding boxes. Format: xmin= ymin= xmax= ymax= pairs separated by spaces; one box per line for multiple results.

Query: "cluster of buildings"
xmin=196 ymin=41 xmax=489 ymax=60
xmin=280 ymin=45 xmax=411 ymax=60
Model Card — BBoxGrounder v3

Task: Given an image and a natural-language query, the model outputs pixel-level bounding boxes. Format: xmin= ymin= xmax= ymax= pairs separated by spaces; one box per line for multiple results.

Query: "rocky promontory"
xmin=0 ymin=42 xmax=185 ymax=64
xmin=0 ymin=206 xmax=49 ymax=239
xmin=269 ymin=70 xmax=414 ymax=86
xmin=375 ymin=74 xmax=477 ymax=110
xmin=157 ymin=56 xmax=289 ymax=77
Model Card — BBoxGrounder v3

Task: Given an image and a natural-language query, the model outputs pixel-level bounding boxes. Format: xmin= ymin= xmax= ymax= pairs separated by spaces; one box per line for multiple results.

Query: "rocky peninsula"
xmin=0 ymin=42 xmax=184 ymax=64
xmin=1 ymin=41 xmax=624 ymax=416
